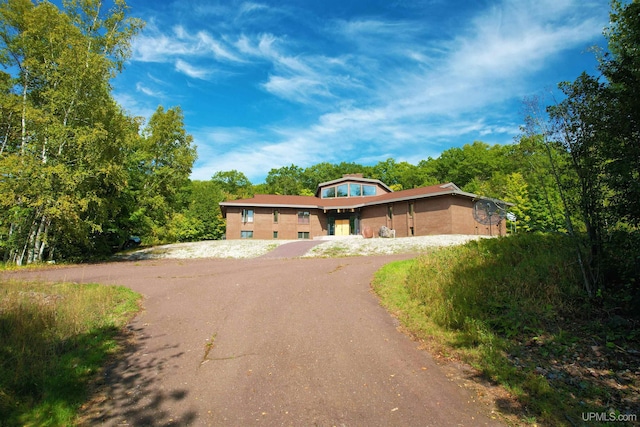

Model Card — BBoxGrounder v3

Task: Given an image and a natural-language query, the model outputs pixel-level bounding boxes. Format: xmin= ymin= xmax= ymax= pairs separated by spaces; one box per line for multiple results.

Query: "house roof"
xmin=314 ymin=175 xmax=392 ymax=197
xmin=219 ymin=182 xmax=511 ymax=216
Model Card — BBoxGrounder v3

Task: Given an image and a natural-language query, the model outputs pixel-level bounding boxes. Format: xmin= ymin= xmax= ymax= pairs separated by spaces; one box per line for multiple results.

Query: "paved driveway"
xmin=6 ymin=255 xmax=504 ymax=426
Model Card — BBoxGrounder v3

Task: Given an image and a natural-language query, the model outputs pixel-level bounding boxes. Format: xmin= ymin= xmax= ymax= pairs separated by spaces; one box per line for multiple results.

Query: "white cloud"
xmin=175 ymin=59 xmax=211 ymax=79
xmin=239 ymin=2 xmax=270 ymax=15
xmin=135 ymin=82 xmax=163 ymax=97
xmin=132 ymin=22 xmax=244 ymax=64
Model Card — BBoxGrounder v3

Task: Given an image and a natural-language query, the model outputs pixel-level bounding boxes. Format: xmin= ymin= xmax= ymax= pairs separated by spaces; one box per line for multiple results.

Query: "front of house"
xmin=219 ymin=174 xmax=508 ymax=240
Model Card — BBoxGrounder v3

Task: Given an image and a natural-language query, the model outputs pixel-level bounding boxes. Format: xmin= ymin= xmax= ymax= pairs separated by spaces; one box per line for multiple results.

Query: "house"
xmin=219 ymin=174 xmax=509 ymax=240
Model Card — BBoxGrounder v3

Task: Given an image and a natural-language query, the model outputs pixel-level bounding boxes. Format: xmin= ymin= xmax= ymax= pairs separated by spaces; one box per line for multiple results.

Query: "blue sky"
xmin=112 ymin=0 xmax=610 ymax=183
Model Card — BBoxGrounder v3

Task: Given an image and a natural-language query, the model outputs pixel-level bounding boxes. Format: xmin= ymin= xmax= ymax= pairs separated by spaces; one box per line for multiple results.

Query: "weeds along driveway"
xmin=5 ymin=256 xmax=504 ymax=426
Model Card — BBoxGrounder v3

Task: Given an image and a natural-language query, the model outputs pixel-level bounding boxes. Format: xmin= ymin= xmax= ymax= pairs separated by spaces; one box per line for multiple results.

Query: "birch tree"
xmin=0 ymin=0 xmax=142 ymax=263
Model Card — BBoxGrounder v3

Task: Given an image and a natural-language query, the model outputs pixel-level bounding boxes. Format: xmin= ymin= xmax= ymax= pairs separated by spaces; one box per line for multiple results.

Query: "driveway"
xmin=5 ymin=254 xmax=505 ymax=426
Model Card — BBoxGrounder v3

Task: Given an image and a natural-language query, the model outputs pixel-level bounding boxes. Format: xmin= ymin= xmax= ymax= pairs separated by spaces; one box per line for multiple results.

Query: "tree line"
xmin=0 ymin=0 xmax=196 ymax=264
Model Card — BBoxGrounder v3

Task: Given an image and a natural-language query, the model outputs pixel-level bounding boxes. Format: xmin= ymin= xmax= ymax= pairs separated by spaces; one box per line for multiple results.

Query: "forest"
xmin=0 ymin=0 xmax=638 ymax=307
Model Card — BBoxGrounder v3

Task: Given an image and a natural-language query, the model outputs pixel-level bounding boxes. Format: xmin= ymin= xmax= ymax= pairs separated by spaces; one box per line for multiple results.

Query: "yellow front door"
xmin=335 ymin=219 xmax=350 ymax=236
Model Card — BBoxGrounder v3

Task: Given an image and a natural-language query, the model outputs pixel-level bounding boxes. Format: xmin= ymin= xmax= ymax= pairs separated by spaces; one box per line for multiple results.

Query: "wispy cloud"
xmin=135 ymin=82 xmax=163 ymax=97
xmin=132 ymin=22 xmax=244 ymax=63
xmin=124 ymin=0 xmax=608 ymax=181
xmin=174 ymin=59 xmax=212 ymax=79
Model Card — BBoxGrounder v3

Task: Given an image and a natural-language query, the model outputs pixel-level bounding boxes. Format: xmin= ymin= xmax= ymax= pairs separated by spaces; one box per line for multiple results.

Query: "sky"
xmin=112 ymin=0 xmax=611 ymax=183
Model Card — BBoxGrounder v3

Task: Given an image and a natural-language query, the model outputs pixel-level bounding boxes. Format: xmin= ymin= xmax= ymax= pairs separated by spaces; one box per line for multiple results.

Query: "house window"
xmin=362 ymin=185 xmax=376 ymax=196
xmin=241 ymin=209 xmax=254 ymax=223
xmin=273 ymin=231 xmax=278 ymax=239
xmin=410 ymin=226 xmax=414 ymax=236
xmin=298 ymin=232 xmax=310 ymax=239
xmin=336 ymin=184 xmax=348 ymax=197
xmin=349 ymin=184 xmax=361 ymax=197
xmin=322 ymin=187 xmax=336 ymax=198
xmin=273 ymin=210 xmax=279 ymax=223
xmin=241 ymin=230 xmax=253 ymax=239
xmin=298 ymin=211 xmax=310 ymax=224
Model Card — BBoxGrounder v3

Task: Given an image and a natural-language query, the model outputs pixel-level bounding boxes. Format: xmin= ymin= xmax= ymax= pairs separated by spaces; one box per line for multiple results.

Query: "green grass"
xmin=0 ymin=281 xmax=141 ymax=426
xmin=372 ymin=233 xmax=638 ymax=426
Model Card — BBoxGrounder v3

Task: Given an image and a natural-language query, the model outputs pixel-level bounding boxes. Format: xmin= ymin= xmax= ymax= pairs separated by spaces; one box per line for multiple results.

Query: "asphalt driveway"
xmin=5 ymin=254 xmax=505 ymax=426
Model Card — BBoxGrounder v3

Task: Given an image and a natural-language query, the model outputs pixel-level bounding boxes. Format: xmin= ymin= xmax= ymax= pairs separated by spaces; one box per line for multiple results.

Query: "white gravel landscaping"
xmin=120 ymin=235 xmax=487 ymax=260
xmin=120 ymin=239 xmax=292 ymax=260
xmin=302 ymin=234 xmax=487 ymax=257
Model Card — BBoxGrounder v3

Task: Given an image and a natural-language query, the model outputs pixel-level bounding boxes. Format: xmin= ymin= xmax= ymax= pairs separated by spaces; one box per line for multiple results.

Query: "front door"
xmin=335 ymin=219 xmax=350 ymax=236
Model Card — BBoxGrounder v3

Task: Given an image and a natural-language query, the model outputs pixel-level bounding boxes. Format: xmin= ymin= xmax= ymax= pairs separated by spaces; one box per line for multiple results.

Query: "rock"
xmin=379 ymin=226 xmax=395 ymax=238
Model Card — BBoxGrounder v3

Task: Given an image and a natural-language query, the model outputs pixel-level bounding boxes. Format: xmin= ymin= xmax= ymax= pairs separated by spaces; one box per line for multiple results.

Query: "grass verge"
xmin=372 ymin=233 xmax=639 ymax=426
xmin=0 ymin=281 xmax=141 ymax=426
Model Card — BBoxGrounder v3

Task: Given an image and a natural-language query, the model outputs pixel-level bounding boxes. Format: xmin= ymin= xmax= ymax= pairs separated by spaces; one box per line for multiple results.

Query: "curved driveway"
xmin=6 ymin=253 xmax=504 ymax=426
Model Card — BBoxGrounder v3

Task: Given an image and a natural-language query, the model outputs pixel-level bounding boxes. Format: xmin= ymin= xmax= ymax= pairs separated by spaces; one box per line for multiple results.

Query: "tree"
xmin=431 ymin=141 xmax=512 ymax=191
xmin=265 ymin=164 xmax=305 ymax=195
xmin=0 ymin=0 xmax=143 ymax=263
xmin=599 ymin=0 xmax=640 ymax=227
xmin=183 ymin=180 xmax=226 ymax=240
xmin=548 ymin=74 xmax=610 ymax=295
xmin=371 ymin=158 xmax=401 ymax=187
xmin=211 ymin=169 xmax=253 ymax=199
xmin=128 ymin=106 xmax=197 ymax=241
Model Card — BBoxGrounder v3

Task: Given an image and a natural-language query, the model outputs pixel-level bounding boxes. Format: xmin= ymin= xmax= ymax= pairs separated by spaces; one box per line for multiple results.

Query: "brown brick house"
xmin=220 ymin=175 xmax=509 ymax=239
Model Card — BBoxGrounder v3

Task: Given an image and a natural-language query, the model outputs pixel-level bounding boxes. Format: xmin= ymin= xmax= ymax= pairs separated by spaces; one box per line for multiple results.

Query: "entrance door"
xmin=335 ymin=219 xmax=350 ymax=236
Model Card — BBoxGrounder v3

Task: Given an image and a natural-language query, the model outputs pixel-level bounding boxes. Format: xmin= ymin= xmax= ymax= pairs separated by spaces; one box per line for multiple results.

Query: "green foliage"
xmin=211 ymin=170 xmax=253 ymax=199
xmin=525 ymin=0 xmax=640 ymax=300
xmin=184 ymin=180 xmax=226 ymax=240
xmin=404 ymin=234 xmax=584 ymax=335
xmin=127 ymin=106 xmax=197 ymax=240
xmin=601 ymin=0 xmax=640 ymax=228
xmin=372 ymin=234 xmax=638 ymax=426
xmin=0 ymin=281 xmax=141 ymax=426
xmin=0 ymin=0 xmax=148 ymax=264
xmin=265 ymin=164 xmax=305 ymax=195
xmin=0 ymin=0 xmax=201 ymax=262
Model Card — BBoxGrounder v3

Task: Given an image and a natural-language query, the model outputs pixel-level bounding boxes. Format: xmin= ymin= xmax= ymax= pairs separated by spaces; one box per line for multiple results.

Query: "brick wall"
xmin=225 ymin=207 xmax=326 ymax=239
xmin=224 ymin=194 xmax=505 ymax=239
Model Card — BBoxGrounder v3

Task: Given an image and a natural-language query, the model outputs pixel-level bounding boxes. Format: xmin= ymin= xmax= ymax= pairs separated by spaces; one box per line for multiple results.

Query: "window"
xmin=336 ymin=184 xmax=348 ymax=197
xmin=298 ymin=232 xmax=310 ymax=239
xmin=298 ymin=211 xmax=310 ymax=224
xmin=241 ymin=230 xmax=253 ymax=239
xmin=273 ymin=210 xmax=279 ymax=223
xmin=409 ymin=202 xmax=415 ymax=218
xmin=273 ymin=231 xmax=278 ymax=239
xmin=241 ymin=209 xmax=254 ymax=223
xmin=322 ymin=187 xmax=335 ymax=198
xmin=362 ymin=185 xmax=376 ymax=196
xmin=349 ymin=184 xmax=361 ymax=197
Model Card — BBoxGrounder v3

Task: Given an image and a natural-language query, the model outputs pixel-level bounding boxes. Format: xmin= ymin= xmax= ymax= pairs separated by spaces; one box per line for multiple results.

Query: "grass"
xmin=372 ymin=233 xmax=639 ymax=426
xmin=0 ymin=281 xmax=141 ymax=426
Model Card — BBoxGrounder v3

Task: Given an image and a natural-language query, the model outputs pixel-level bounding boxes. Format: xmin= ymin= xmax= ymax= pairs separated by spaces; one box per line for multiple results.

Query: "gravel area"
xmin=303 ymin=234 xmax=486 ymax=257
xmin=120 ymin=235 xmax=486 ymax=260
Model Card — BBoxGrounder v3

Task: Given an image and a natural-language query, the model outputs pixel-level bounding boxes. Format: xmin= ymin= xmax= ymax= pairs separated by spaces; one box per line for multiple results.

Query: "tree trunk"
xmin=17 ymin=216 xmax=38 ymax=266
xmin=29 ymin=214 xmax=49 ymax=264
